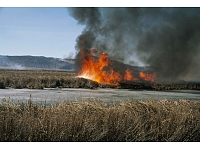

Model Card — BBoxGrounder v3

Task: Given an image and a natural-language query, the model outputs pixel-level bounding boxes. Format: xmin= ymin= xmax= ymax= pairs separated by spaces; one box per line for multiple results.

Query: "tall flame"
xmin=78 ymin=49 xmax=157 ymax=85
xmin=78 ymin=49 xmax=121 ymax=85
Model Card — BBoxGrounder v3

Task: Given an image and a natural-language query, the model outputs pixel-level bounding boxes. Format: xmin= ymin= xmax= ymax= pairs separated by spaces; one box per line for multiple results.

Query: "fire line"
xmin=77 ymin=49 xmax=156 ymax=85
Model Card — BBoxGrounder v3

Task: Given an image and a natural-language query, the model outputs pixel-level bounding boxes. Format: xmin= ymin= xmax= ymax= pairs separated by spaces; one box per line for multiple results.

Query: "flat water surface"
xmin=1 ymin=88 xmax=200 ymax=104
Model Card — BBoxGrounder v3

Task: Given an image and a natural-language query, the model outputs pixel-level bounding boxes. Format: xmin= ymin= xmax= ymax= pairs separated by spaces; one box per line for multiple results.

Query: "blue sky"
xmin=0 ymin=7 xmax=85 ymax=58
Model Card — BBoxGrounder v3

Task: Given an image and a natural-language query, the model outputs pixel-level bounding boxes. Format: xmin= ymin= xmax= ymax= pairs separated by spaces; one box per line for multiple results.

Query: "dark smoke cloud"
xmin=68 ymin=8 xmax=200 ymax=82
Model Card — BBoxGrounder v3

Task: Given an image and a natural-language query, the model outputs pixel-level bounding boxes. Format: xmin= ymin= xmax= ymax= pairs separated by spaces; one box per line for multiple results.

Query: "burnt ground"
xmin=96 ymin=79 xmax=200 ymax=91
xmin=117 ymin=80 xmax=200 ymax=90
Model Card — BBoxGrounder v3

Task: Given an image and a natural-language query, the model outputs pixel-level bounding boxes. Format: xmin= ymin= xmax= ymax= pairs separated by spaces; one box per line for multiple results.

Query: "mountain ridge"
xmin=0 ymin=55 xmax=153 ymax=74
xmin=0 ymin=55 xmax=75 ymax=70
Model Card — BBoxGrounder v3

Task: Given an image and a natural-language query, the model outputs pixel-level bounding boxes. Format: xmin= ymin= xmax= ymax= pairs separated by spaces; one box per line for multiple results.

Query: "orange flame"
xmin=139 ymin=71 xmax=156 ymax=82
xmin=78 ymin=50 xmax=121 ymax=85
xmin=124 ymin=69 xmax=138 ymax=81
xmin=78 ymin=49 xmax=157 ymax=85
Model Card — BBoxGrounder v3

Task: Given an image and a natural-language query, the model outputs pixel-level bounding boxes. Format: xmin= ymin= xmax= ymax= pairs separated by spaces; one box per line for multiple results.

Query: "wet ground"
xmin=0 ymin=88 xmax=200 ymax=104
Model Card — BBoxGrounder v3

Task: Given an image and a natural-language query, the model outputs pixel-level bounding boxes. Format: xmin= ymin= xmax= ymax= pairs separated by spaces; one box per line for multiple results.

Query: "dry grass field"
xmin=0 ymin=69 xmax=200 ymax=90
xmin=0 ymin=69 xmax=98 ymax=89
xmin=0 ymin=99 xmax=200 ymax=141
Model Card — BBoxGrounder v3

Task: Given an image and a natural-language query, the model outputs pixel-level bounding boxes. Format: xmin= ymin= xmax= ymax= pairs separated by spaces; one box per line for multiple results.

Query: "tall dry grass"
xmin=0 ymin=99 xmax=200 ymax=141
xmin=0 ymin=69 xmax=98 ymax=89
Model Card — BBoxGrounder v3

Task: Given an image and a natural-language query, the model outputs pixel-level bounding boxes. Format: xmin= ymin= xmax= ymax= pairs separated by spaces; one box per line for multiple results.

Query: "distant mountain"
xmin=0 ymin=54 xmax=152 ymax=73
xmin=0 ymin=55 xmax=75 ymax=70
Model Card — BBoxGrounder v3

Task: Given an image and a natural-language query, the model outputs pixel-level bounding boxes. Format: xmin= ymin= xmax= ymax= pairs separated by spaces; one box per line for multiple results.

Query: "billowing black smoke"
xmin=68 ymin=8 xmax=200 ymax=82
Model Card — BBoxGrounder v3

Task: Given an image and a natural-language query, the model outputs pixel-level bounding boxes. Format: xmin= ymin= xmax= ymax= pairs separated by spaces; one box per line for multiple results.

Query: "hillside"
xmin=0 ymin=55 xmax=153 ymax=75
xmin=0 ymin=55 xmax=75 ymax=70
xmin=0 ymin=55 xmax=149 ymax=72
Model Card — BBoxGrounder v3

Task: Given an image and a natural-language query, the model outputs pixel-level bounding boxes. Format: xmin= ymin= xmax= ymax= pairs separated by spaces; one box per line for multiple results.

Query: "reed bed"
xmin=0 ymin=69 xmax=98 ymax=89
xmin=0 ymin=99 xmax=200 ymax=141
xmin=0 ymin=69 xmax=200 ymax=90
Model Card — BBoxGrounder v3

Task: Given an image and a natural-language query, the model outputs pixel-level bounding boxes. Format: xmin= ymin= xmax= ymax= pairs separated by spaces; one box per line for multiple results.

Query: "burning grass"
xmin=77 ymin=50 xmax=157 ymax=85
xmin=0 ymin=99 xmax=200 ymax=141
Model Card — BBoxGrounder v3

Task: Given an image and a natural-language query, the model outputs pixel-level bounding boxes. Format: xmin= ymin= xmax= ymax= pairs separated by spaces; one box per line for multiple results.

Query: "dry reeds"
xmin=0 ymin=69 xmax=98 ymax=89
xmin=0 ymin=99 xmax=200 ymax=141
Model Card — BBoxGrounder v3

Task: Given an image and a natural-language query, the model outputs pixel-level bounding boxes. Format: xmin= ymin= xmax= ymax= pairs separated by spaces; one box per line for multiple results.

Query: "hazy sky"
xmin=0 ymin=7 xmax=85 ymax=58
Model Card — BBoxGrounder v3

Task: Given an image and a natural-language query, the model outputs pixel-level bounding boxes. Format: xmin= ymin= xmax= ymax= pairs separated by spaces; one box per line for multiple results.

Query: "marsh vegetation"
xmin=0 ymin=69 xmax=200 ymax=90
xmin=0 ymin=69 xmax=98 ymax=89
xmin=0 ymin=69 xmax=200 ymax=141
xmin=0 ymin=99 xmax=200 ymax=141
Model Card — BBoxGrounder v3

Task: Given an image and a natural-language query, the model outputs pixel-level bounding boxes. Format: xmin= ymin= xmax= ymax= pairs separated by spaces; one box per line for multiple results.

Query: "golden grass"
xmin=0 ymin=99 xmax=200 ymax=141
xmin=0 ymin=69 xmax=98 ymax=89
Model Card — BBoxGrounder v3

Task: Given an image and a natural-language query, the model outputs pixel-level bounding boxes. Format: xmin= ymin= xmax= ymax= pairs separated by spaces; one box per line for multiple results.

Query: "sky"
xmin=0 ymin=7 xmax=85 ymax=59
xmin=0 ymin=1 xmax=199 ymax=59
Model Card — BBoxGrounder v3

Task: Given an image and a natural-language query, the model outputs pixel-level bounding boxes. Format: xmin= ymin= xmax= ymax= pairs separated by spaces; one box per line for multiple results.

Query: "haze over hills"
xmin=0 ymin=55 xmax=75 ymax=70
xmin=0 ymin=55 xmax=154 ymax=73
xmin=0 ymin=55 xmax=158 ymax=77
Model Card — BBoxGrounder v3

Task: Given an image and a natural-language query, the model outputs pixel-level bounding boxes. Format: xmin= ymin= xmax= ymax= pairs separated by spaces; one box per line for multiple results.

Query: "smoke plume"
xmin=68 ymin=8 xmax=200 ymax=82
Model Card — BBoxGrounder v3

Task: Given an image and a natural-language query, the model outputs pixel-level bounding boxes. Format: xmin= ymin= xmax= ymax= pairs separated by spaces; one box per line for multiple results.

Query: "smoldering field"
xmin=0 ymin=69 xmax=200 ymax=141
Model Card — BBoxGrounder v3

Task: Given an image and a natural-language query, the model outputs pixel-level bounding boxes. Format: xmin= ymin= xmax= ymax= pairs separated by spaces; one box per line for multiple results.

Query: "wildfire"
xmin=139 ymin=72 xmax=157 ymax=82
xmin=78 ymin=49 xmax=156 ymax=85
xmin=78 ymin=49 xmax=122 ymax=85
xmin=124 ymin=69 xmax=138 ymax=81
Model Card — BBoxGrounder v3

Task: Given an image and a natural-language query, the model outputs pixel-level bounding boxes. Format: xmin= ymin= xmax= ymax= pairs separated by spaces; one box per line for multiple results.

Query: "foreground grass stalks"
xmin=0 ymin=99 xmax=200 ymax=141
